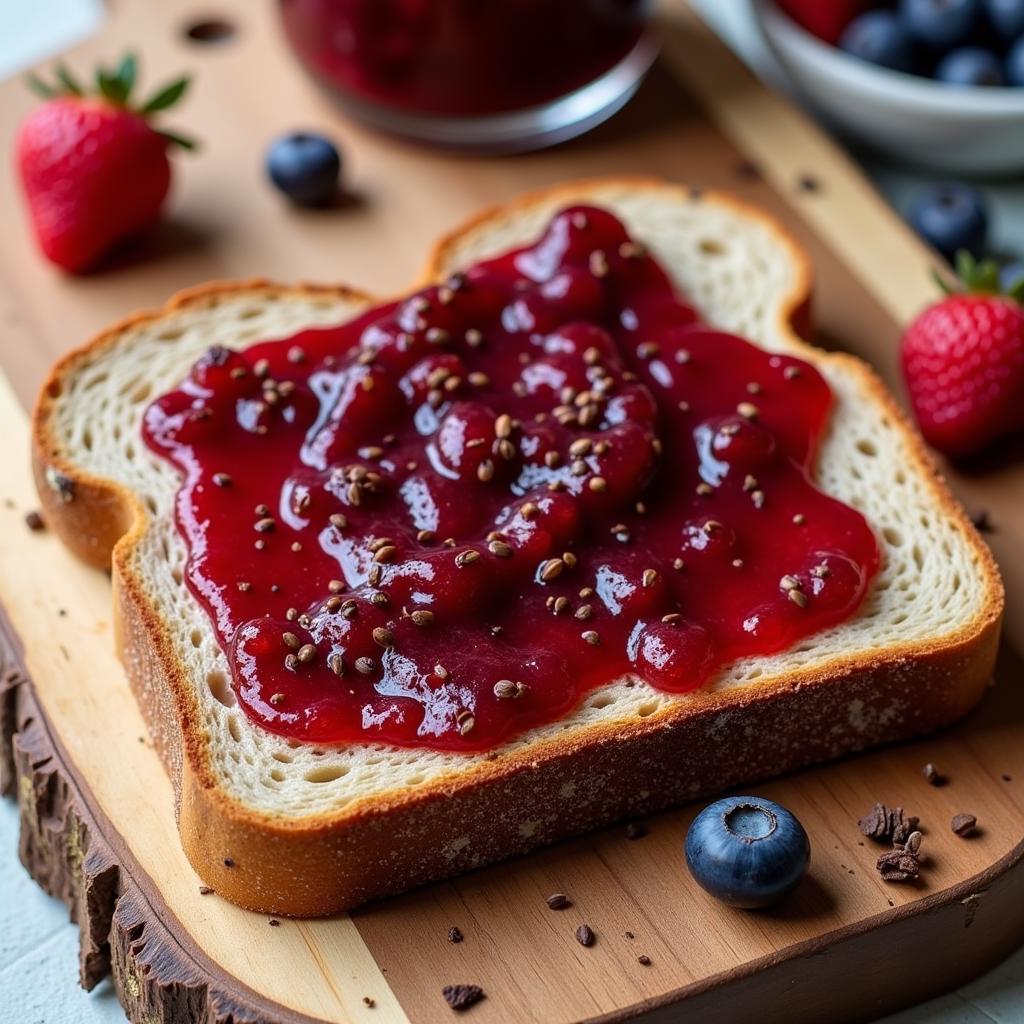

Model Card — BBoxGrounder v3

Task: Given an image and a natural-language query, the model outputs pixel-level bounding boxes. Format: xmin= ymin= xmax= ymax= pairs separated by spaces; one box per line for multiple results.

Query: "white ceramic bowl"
xmin=751 ymin=0 xmax=1024 ymax=175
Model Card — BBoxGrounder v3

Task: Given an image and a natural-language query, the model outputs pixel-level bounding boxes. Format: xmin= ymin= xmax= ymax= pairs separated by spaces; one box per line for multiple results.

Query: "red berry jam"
xmin=144 ymin=206 xmax=879 ymax=752
xmin=279 ymin=0 xmax=650 ymax=118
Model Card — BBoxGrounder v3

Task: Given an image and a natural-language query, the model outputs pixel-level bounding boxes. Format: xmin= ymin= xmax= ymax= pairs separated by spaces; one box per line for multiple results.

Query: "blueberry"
xmin=839 ymin=11 xmax=915 ymax=72
xmin=908 ymin=183 xmax=988 ymax=259
xmin=900 ymin=0 xmax=980 ymax=50
xmin=935 ymin=46 xmax=1006 ymax=84
xmin=985 ymin=0 xmax=1024 ymax=40
xmin=1000 ymin=261 xmax=1024 ymax=292
xmin=684 ymin=797 xmax=810 ymax=909
xmin=266 ymin=133 xmax=341 ymax=207
xmin=1008 ymin=35 xmax=1024 ymax=84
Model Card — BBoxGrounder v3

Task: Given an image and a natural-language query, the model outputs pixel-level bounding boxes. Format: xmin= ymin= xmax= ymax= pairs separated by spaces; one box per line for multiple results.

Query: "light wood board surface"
xmin=2 ymin=2 xmax=1024 ymax=1022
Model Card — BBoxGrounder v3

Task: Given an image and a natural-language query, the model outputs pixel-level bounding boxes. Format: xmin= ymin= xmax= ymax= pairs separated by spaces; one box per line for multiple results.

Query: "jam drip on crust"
xmin=144 ymin=206 xmax=879 ymax=751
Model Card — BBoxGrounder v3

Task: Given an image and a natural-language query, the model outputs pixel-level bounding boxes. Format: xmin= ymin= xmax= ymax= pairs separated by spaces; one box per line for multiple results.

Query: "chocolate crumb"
xmin=269 ymin=919 xmax=280 ymax=927
xmin=952 ymin=813 xmax=978 ymax=837
xmin=546 ymin=892 xmax=571 ymax=910
xmin=198 ymin=885 xmax=214 ymax=895
xmin=624 ymin=931 xmax=635 ymax=940
xmin=876 ymin=831 xmax=923 ymax=883
xmin=363 ymin=996 xmax=375 ymax=1007
xmin=970 ymin=509 xmax=993 ymax=533
xmin=448 ymin=926 xmax=464 ymax=943
xmin=625 ymin=821 xmax=647 ymax=840
xmin=442 ymin=984 xmax=484 ymax=1011
xmin=575 ymin=924 xmax=595 ymax=947
xmin=24 ymin=510 xmax=45 ymax=531
xmin=858 ymin=803 xmax=919 ymax=844
xmin=797 ymin=174 xmax=820 ymax=193
xmin=638 ymin=954 xmax=652 ymax=966
xmin=923 ymin=762 xmax=944 ymax=786
xmin=1003 ymin=774 xmax=1013 ymax=782
xmin=223 ymin=857 xmax=235 ymax=868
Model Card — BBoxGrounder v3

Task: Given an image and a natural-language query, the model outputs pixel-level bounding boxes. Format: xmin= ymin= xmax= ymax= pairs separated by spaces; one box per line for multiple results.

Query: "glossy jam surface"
xmin=279 ymin=0 xmax=650 ymax=117
xmin=143 ymin=206 xmax=879 ymax=752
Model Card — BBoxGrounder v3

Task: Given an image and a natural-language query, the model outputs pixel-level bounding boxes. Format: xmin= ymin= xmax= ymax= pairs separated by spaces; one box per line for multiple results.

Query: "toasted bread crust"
xmin=32 ymin=180 xmax=1004 ymax=916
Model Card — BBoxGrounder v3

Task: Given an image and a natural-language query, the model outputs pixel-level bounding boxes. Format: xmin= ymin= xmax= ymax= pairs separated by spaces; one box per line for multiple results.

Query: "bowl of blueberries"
xmin=752 ymin=0 xmax=1024 ymax=174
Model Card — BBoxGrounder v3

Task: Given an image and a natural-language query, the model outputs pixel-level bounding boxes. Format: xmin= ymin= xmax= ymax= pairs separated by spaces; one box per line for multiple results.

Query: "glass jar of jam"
xmin=278 ymin=0 xmax=657 ymax=151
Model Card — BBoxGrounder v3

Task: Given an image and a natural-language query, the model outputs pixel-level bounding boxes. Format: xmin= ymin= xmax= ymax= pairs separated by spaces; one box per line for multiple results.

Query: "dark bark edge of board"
xmin=5 ymin=596 xmax=1024 ymax=1024
xmin=0 ymin=609 xmax=319 ymax=1024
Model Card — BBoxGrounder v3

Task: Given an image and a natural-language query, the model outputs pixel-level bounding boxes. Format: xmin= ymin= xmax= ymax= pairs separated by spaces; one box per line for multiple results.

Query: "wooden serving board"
xmin=3 ymin=2 xmax=1024 ymax=1022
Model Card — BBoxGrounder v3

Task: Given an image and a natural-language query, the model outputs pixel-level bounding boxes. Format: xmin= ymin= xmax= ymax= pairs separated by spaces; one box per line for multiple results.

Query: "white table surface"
xmin=2 ymin=2 xmax=1023 ymax=1021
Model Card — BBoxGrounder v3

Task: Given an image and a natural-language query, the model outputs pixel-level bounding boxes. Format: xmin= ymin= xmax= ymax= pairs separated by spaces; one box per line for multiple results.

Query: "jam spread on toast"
xmin=144 ymin=206 xmax=879 ymax=751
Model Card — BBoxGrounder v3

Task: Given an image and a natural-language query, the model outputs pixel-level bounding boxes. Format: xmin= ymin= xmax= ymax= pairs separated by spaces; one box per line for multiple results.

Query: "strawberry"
xmin=776 ymin=0 xmax=871 ymax=45
xmin=16 ymin=55 xmax=194 ymax=273
xmin=901 ymin=253 xmax=1024 ymax=459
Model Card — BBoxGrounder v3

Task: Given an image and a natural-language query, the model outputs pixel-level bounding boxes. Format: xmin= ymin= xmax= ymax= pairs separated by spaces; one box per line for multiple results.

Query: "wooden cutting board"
xmin=2 ymin=3 xmax=1024 ymax=1023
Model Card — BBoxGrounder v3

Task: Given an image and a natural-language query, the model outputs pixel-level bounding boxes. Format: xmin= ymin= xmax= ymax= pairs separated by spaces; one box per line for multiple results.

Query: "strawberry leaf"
xmin=140 ymin=75 xmax=190 ymax=115
xmin=955 ymin=250 xmax=1001 ymax=295
xmin=158 ymin=128 xmax=198 ymax=151
xmin=55 ymin=63 xmax=84 ymax=96
xmin=115 ymin=53 xmax=138 ymax=102
xmin=25 ymin=73 xmax=56 ymax=99
xmin=978 ymin=263 xmax=1001 ymax=293
xmin=954 ymin=250 xmax=976 ymax=286
xmin=930 ymin=266 xmax=955 ymax=296
xmin=96 ymin=65 xmax=131 ymax=104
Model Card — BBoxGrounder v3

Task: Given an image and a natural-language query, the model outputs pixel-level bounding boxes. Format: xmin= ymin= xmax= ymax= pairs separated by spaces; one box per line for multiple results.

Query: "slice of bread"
xmin=32 ymin=178 xmax=1002 ymax=916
